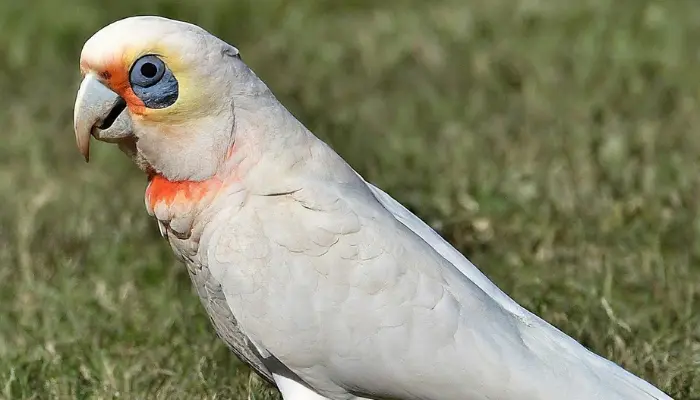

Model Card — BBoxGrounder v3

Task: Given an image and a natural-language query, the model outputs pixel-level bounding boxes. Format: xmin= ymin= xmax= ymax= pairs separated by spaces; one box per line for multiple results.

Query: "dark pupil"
xmin=140 ymin=62 xmax=158 ymax=78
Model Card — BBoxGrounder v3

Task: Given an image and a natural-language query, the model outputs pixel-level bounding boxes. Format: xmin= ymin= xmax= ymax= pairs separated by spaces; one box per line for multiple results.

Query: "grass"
xmin=0 ymin=0 xmax=699 ymax=398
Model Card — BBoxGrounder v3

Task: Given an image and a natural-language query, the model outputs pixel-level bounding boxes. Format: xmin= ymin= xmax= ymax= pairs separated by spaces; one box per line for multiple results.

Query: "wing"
xmin=204 ymin=181 xmax=527 ymax=399
xmin=204 ymin=176 xmax=672 ymax=400
xmin=363 ymin=179 xmax=673 ymax=400
xmin=363 ymin=179 xmax=530 ymax=319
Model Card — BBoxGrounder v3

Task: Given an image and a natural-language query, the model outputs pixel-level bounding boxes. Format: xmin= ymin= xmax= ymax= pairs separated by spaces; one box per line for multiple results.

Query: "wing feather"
xmin=202 ymin=177 xmax=672 ymax=400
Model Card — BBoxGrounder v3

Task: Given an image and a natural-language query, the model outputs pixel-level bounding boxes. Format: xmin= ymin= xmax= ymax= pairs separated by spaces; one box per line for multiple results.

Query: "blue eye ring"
xmin=128 ymin=54 xmax=179 ymax=109
xmin=130 ymin=55 xmax=166 ymax=88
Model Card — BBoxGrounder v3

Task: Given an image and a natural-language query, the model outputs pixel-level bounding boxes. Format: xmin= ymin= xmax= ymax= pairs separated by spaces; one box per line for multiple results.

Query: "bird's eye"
xmin=130 ymin=55 xmax=166 ymax=87
xmin=128 ymin=54 xmax=179 ymax=109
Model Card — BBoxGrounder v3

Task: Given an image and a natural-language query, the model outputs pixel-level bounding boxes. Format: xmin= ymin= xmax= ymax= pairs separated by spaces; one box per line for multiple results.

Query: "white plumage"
xmin=73 ymin=16 xmax=674 ymax=400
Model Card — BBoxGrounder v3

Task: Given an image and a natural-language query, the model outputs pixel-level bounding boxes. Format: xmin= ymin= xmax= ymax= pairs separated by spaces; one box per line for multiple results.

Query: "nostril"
xmin=98 ymin=97 xmax=127 ymax=130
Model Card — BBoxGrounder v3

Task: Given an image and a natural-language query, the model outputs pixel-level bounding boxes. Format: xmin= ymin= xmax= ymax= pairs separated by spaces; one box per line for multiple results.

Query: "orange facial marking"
xmin=145 ymin=174 xmax=222 ymax=213
xmin=99 ymin=59 xmax=147 ymax=115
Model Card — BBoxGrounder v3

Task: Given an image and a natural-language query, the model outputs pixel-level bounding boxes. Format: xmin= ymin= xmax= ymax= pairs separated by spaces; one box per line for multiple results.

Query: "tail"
xmin=527 ymin=317 xmax=674 ymax=400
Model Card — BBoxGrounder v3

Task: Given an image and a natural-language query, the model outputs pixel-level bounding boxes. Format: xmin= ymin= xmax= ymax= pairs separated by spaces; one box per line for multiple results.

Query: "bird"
xmin=72 ymin=16 xmax=674 ymax=400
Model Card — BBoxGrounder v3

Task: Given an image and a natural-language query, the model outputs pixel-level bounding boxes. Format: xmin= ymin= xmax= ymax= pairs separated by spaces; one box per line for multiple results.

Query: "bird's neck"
xmin=143 ymin=138 xmax=244 ymax=219
xmin=144 ymin=173 xmax=222 ymax=215
xmin=143 ymin=171 xmax=229 ymax=245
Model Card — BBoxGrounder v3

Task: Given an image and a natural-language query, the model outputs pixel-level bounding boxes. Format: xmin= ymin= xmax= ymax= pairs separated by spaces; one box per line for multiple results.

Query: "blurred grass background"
xmin=0 ymin=0 xmax=699 ymax=398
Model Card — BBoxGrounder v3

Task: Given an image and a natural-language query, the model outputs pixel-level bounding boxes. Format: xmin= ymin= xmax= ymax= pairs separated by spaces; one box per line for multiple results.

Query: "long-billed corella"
xmin=73 ymin=16 xmax=674 ymax=400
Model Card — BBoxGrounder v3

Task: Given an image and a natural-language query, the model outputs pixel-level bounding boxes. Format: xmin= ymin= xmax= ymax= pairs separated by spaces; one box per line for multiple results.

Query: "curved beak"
xmin=73 ymin=74 xmax=133 ymax=162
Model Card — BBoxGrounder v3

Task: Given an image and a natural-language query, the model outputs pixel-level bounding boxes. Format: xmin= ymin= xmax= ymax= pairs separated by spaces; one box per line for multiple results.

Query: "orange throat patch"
xmin=145 ymin=174 xmax=222 ymax=217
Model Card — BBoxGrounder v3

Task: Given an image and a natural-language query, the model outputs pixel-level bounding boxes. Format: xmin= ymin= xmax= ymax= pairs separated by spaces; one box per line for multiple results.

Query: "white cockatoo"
xmin=72 ymin=16 xmax=674 ymax=400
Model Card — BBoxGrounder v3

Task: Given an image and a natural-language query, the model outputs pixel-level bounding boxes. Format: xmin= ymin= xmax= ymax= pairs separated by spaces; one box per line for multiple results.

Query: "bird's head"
xmin=74 ymin=16 xmax=279 ymax=182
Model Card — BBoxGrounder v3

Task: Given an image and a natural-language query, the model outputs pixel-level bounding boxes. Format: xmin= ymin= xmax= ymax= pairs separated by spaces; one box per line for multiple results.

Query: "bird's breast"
xmin=144 ymin=173 xmax=229 ymax=259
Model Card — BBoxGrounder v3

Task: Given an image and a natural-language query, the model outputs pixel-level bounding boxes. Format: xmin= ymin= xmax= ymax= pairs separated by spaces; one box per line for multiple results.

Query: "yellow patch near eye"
xmin=115 ymin=44 xmax=212 ymax=124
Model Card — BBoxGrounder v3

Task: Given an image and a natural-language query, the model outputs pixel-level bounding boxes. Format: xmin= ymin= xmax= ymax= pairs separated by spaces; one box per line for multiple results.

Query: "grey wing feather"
xmin=187 ymin=263 xmax=275 ymax=384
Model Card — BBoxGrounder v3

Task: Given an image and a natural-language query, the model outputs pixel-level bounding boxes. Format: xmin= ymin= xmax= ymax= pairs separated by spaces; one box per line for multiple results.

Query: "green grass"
xmin=0 ymin=0 xmax=699 ymax=398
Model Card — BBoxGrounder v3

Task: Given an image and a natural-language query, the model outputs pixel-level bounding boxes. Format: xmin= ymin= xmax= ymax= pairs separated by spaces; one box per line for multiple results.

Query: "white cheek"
xmin=133 ymin=110 xmax=235 ymax=181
